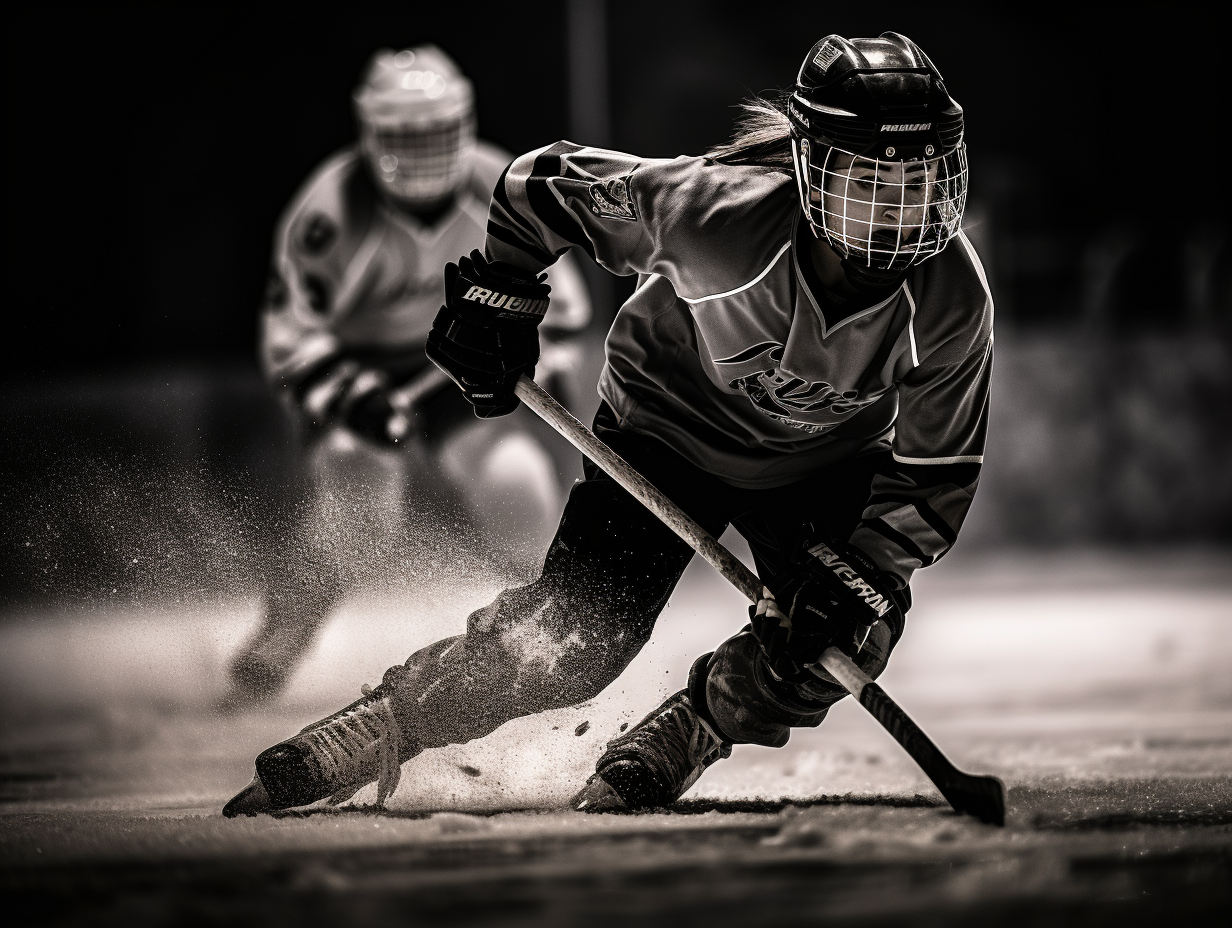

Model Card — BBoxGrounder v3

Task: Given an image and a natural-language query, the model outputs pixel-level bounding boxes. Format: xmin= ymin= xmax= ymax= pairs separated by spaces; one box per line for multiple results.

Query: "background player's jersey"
xmin=486 ymin=142 xmax=993 ymax=587
xmin=261 ymin=141 xmax=590 ymax=417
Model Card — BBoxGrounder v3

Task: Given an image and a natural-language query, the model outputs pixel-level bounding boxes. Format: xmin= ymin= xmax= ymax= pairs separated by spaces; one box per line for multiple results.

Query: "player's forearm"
xmin=485 ymin=157 xmax=571 ymax=273
xmin=849 ymin=459 xmax=982 ymax=588
xmin=854 ymin=340 xmax=992 ymax=585
xmin=485 ymin=142 xmax=652 ymax=278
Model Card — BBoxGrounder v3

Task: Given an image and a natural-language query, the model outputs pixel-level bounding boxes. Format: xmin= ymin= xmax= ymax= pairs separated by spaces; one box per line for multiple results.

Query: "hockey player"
xmin=224 ymin=33 xmax=991 ymax=814
xmin=225 ymin=45 xmax=593 ymax=706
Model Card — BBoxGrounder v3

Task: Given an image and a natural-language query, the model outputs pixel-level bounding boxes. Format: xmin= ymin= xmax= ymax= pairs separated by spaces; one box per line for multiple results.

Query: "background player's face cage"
xmin=361 ymin=111 xmax=477 ymax=209
xmin=796 ymin=139 xmax=968 ymax=272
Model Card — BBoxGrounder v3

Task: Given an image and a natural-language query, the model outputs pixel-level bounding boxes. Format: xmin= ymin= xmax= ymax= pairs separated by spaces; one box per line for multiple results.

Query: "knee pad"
xmin=705 ymin=631 xmax=848 ymax=747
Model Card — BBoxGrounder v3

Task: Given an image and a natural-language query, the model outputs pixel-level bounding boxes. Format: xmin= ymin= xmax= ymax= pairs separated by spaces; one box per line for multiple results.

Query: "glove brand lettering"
xmin=807 ymin=543 xmax=892 ymax=618
xmin=461 ymin=286 xmax=548 ymax=316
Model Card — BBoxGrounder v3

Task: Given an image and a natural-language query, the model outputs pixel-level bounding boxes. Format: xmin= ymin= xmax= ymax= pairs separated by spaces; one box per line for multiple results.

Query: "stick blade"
xmin=855 ymin=682 xmax=1006 ymax=826
xmin=939 ymin=773 xmax=1006 ymax=826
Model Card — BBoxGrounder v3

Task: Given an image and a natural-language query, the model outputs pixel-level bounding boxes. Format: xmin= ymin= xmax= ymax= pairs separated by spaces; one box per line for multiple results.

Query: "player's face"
xmin=815 ymin=153 xmax=935 ymax=259
xmin=359 ymin=112 xmax=475 ymax=209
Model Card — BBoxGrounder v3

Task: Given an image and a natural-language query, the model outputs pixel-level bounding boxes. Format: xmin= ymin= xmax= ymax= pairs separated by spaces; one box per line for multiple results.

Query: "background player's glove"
xmin=750 ymin=537 xmax=906 ymax=681
xmin=426 ymin=250 xmax=550 ymax=418
xmin=344 ymin=388 xmax=401 ymax=445
xmin=295 ymin=362 xmax=404 ymax=445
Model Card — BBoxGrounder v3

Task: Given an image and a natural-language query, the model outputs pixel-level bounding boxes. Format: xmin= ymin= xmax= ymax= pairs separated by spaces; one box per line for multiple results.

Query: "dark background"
xmin=2 ymin=1 xmax=1229 ymax=603
xmin=6 ymin=0 xmax=1227 ymax=369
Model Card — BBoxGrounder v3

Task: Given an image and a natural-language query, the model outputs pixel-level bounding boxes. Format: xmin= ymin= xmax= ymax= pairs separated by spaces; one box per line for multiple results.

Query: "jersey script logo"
xmin=714 ymin=341 xmax=876 ymax=434
xmin=589 ymin=176 xmax=637 ymax=221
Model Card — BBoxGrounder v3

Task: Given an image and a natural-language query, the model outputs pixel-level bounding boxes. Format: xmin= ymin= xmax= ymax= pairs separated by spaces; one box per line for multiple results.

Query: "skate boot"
xmin=223 ymin=680 xmax=419 ymax=816
xmin=572 ymin=690 xmax=731 ymax=812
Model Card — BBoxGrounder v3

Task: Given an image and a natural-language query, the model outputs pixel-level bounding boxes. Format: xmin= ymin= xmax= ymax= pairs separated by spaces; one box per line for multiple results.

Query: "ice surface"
xmin=2 ymin=546 xmax=1229 ymax=923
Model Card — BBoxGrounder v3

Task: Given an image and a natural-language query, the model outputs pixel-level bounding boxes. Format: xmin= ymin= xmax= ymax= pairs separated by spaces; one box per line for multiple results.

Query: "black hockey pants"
xmin=383 ymin=403 xmax=906 ymax=751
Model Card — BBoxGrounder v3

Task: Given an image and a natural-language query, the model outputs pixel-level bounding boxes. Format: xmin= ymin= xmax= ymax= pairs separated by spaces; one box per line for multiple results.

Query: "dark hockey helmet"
xmin=788 ymin=33 xmax=967 ymax=275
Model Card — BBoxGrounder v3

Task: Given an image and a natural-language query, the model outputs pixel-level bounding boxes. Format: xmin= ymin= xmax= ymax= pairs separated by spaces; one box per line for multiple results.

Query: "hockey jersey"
xmin=485 ymin=142 xmax=993 ymax=587
xmin=261 ymin=141 xmax=590 ymax=417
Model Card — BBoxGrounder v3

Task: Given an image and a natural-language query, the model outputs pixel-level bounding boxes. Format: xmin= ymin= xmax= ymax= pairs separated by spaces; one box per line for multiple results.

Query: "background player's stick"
xmin=389 ymin=365 xmax=451 ymax=413
xmin=514 ymin=375 xmax=1006 ymax=826
xmin=387 ymin=366 xmax=452 ymax=442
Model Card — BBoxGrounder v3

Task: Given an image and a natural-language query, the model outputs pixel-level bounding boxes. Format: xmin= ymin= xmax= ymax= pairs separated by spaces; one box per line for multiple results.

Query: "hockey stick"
xmin=514 ymin=375 xmax=1006 ymax=825
xmin=386 ymin=366 xmax=452 ymax=442
xmin=389 ymin=364 xmax=451 ymax=413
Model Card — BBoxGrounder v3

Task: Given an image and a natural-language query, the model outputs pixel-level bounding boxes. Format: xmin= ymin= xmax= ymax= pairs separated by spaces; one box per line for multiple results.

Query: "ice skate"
xmin=223 ymin=682 xmax=419 ymax=816
xmin=572 ymin=691 xmax=731 ymax=812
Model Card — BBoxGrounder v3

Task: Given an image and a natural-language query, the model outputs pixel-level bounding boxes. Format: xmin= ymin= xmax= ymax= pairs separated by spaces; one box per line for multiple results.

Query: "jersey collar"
xmin=792 ymin=212 xmax=906 ymax=337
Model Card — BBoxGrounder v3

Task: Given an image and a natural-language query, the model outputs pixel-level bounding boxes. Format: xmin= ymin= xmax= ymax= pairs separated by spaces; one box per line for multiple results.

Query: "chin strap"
xmin=839 ymin=258 xmax=907 ymax=296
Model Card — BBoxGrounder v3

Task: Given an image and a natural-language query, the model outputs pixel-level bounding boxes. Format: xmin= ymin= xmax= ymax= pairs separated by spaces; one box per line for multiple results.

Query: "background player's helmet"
xmin=353 ymin=45 xmax=476 ymax=209
xmin=787 ymin=33 xmax=967 ymax=276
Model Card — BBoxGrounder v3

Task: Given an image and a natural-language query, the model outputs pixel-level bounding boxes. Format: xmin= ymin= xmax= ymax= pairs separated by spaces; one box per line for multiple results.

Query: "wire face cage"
xmin=361 ymin=111 xmax=477 ymax=209
xmin=796 ymin=138 xmax=968 ymax=271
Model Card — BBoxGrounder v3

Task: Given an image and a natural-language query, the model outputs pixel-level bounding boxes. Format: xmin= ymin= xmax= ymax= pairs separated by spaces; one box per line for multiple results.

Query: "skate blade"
xmin=222 ymin=776 xmax=275 ymax=817
xmin=570 ymin=774 xmax=628 ymax=813
xmin=327 ymin=784 xmax=362 ymax=806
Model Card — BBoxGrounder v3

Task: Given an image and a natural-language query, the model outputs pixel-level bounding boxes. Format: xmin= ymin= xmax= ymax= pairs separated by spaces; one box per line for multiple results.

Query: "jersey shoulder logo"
xmin=589 ymin=175 xmax=637 ymax=221
xmin=297 ymin=212 xmax=338 ymax=256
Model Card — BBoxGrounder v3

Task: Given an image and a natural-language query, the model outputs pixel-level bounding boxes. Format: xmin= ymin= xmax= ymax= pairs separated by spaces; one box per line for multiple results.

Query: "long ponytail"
xmin=703 ymin=94 xmax=795 ymax=169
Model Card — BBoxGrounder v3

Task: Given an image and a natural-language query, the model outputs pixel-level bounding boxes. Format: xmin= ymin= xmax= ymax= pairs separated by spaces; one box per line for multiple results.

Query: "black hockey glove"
xmin=750 ymin=537 xmax=906 ymax=681
xmin=425 ymin=250 xmax=551 ymax=418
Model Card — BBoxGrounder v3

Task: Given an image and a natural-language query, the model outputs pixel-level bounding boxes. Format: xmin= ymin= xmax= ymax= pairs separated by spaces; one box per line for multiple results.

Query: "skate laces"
xmin=303 ymin=687 xmax=403 ymax=806
xmin=608 ymin=694 xmax=724 ymax=793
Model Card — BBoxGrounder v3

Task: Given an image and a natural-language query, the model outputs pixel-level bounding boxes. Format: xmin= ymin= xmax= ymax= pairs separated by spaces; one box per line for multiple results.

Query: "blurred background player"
xmin=224 ymin=45 xmax=594 ymax=707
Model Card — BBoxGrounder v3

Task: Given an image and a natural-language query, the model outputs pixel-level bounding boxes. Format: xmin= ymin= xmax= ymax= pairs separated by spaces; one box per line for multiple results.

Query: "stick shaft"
xmin=389 ymin=365 xmax=451 ymax=413
xmin=514 ymin=377 xmax=762 ymax=602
